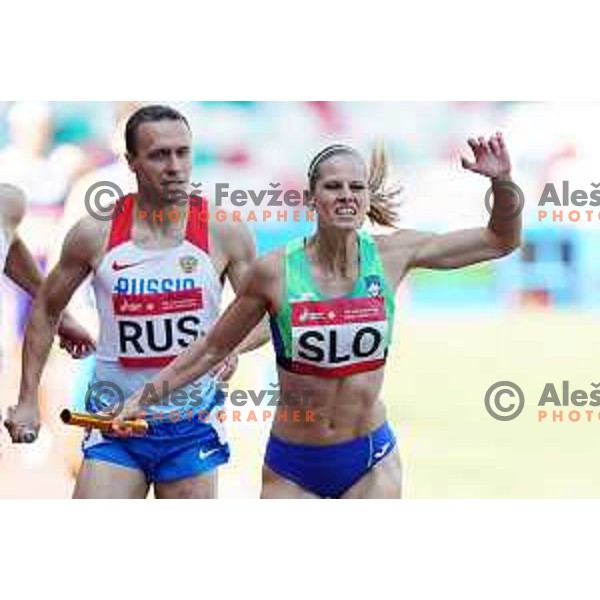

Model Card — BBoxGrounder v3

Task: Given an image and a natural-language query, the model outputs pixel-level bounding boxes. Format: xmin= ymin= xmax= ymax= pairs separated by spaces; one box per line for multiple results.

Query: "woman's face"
xmin=312 ymin=153 xmax=369 ymax=230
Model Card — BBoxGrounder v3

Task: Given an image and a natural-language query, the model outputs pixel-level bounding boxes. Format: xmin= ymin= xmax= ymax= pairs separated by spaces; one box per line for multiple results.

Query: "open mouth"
xmin=334 ymin=206 xmax=357 ymax=216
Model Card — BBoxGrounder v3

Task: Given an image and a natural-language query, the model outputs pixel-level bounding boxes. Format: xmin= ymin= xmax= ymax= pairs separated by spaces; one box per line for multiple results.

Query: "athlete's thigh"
xmin=73 ymin=459 xmax=149 ymax=499
xmin=63 ymin=428 xmax=84 ymax=480
xmin=154 ymin=471 xmax=217 ymax=499
xmin=341 ymin=450 xmax=402 ymax=499
xmin=260 ymin=465 xmax=319 ymax=499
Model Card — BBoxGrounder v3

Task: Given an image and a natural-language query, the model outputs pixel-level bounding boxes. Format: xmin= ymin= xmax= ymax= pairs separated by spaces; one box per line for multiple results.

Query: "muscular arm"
xmin=0 ymin=185 xmax=42 ymax=293
xmin=385 ymin=134 xmax=521 ymax=274
xmin=219 ymin=219 xmax=271 ymax=354
xmin=4 ymin=235 xmax=45 ymax=295
xmin=17 ymin=218 xmax=100 ymax=405
xmin=405 ymin=174 xmax=521 ymax=270
xmin=119 ymin=255 xmax=275 ymax=420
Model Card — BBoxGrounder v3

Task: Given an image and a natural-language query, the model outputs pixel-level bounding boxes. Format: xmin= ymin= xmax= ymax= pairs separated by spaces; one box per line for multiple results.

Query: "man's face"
xmin=127 ymin=119 xmax=192 ymax=204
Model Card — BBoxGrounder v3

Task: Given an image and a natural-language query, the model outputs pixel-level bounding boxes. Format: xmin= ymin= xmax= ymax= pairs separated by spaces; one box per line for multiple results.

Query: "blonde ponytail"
xmin=367 ymin=141 xmax=402 ymax=228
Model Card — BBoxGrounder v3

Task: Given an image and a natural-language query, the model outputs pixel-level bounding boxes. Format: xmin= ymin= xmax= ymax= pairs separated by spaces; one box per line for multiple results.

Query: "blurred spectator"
xmin=58 ymin=101 xmax=141 ymax=238
xmin=0 ymin=102 xmax=88 ymax=339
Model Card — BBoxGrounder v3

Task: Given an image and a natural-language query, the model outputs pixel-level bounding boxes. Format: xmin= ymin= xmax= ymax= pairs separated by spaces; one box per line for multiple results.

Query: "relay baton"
xmin=60 ymin=409 xmax=149 ymax=435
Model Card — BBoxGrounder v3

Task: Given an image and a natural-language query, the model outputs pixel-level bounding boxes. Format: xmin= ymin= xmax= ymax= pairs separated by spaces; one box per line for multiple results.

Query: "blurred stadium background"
xmin=0 ymin=101 xmax=598 ymax=498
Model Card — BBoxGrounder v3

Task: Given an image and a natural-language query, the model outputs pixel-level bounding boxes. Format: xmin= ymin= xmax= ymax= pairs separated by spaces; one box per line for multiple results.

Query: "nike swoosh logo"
xmin=199 ymin=448 xmax=220 ymax=460
xmin=373 ymin=442 xmax=391 ymax=460
xmin=112 ymin=260 xmax=147 ymax=271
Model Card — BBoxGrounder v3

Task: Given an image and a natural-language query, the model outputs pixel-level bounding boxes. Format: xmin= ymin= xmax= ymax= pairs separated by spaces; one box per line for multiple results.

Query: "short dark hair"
xmin=125 ymin=105 xmax=190 ymax=155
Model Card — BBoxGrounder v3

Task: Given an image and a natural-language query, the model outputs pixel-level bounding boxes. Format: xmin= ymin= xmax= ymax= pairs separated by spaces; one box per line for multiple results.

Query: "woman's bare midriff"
xmin=270 ymin=365 xmax=388 ymax=444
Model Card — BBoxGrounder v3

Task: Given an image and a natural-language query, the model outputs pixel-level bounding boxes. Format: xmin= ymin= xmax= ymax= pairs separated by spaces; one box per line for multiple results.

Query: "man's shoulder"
xmin=72 ymin=213 xmax=111 ymax=237
xmin=63 ymin=215 xmax=111 ymax=259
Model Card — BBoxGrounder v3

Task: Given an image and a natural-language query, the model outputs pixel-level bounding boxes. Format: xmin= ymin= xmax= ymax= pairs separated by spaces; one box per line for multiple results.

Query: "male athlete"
xmin=9 ymin=105 xmax=267 ymax=498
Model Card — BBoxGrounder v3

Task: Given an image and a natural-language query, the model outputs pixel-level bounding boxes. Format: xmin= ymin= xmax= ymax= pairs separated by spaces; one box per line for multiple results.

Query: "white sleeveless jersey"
xmin=93 ymin=195 xmax=222 ymax=368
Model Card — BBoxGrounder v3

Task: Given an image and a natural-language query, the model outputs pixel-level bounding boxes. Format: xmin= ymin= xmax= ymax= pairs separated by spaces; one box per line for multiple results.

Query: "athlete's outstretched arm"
xmin=117 ymin=255 xmax=275 ymax=425
xmin=6 ymin=218 xmax=100 ymax=443
xmin=389 ymin=133 xmax=521 ymax=271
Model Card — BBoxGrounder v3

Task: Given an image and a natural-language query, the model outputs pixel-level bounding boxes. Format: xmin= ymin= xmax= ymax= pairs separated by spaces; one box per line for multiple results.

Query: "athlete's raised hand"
xmin=461 ymin=132 xmax=511 ymax=179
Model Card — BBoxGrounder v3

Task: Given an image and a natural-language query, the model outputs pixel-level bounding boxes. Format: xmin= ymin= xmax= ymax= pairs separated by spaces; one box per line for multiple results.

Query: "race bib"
xmin=291 ymin=296 xmax=387 ymax=375
xmin=113 ymin=287 xmax=204 ymax=367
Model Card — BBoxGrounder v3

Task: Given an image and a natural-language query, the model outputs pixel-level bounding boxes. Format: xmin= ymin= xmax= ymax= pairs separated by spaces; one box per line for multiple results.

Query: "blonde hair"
xmin=308 ymin=142 xmax=401 ymax=228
